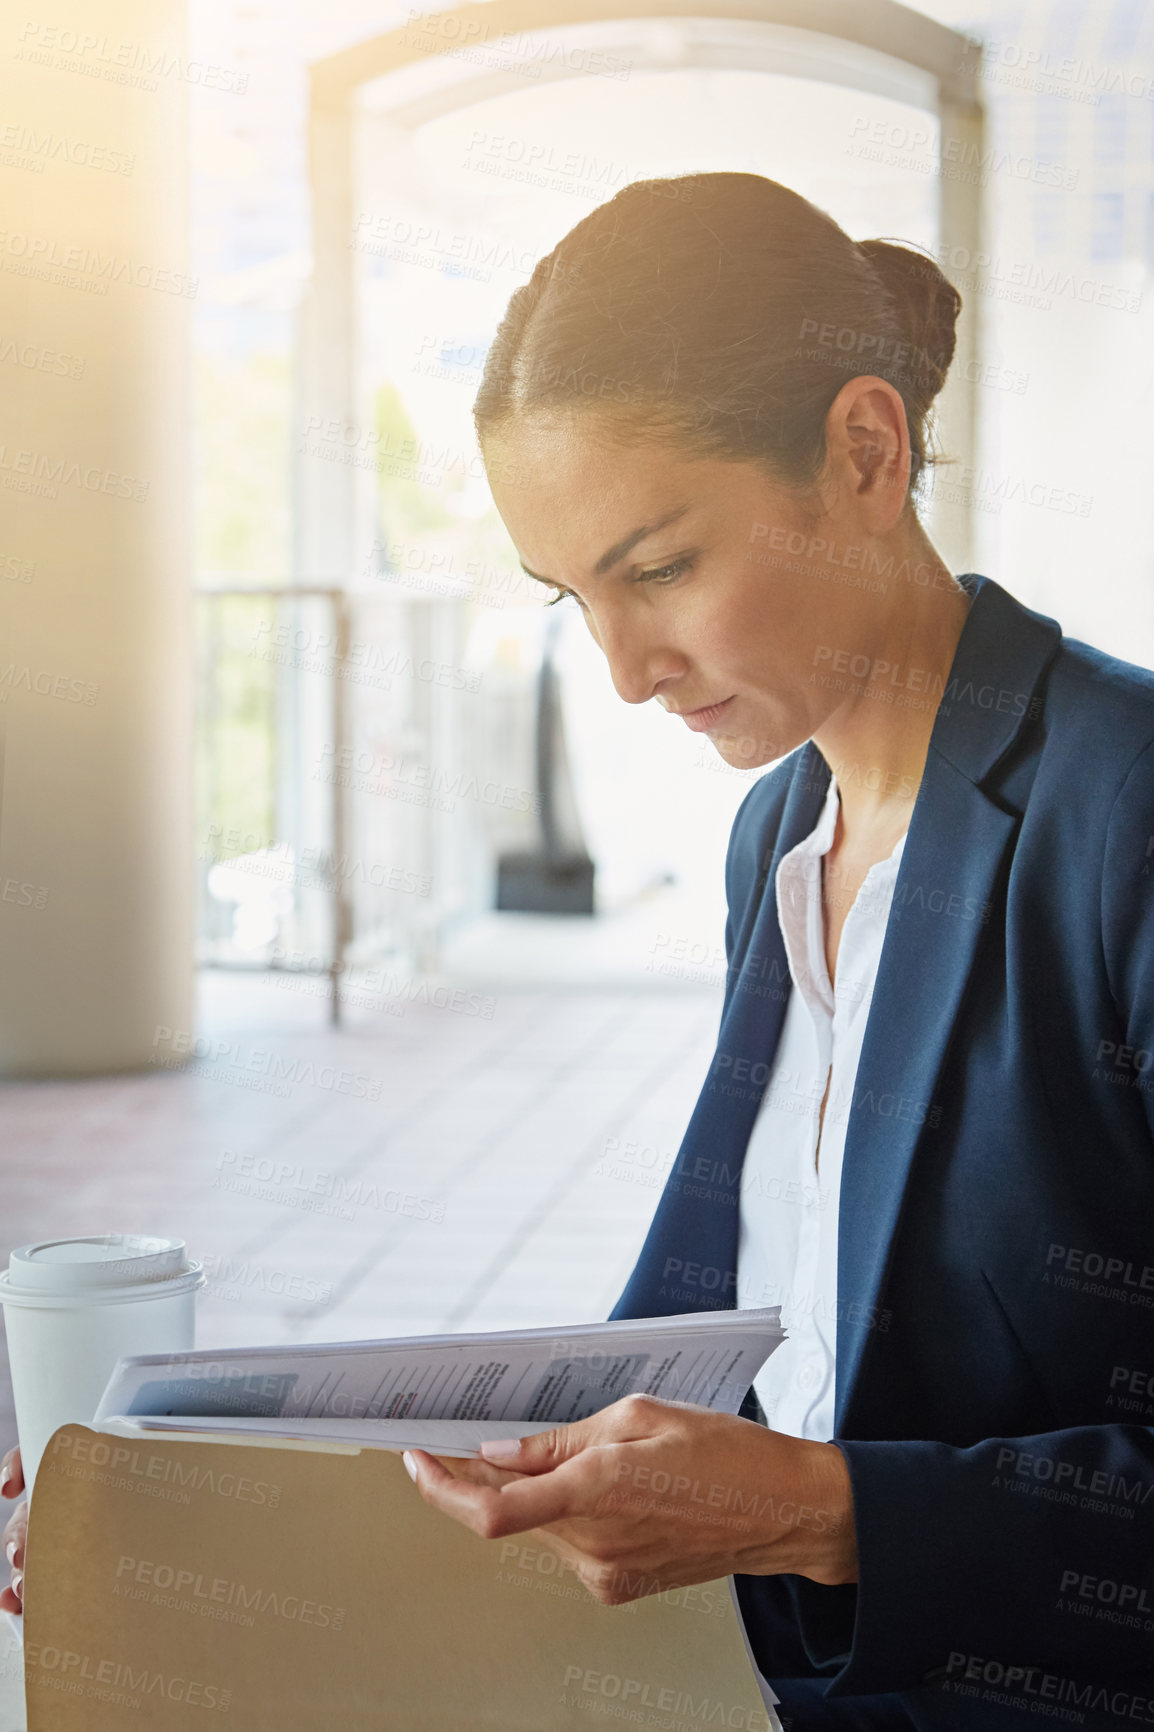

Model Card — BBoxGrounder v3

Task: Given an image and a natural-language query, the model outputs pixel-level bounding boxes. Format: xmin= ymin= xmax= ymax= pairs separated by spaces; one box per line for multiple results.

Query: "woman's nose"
xmin=586 ymin=608 xmax=682 ymax=706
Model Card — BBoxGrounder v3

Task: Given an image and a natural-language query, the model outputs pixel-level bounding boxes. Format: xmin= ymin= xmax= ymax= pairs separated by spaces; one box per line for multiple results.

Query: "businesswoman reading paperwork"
xmin=5 ymin=170 xmax=1146 ymax=1731
xmin=396 ymin=170 xmax=1154 ymax=1732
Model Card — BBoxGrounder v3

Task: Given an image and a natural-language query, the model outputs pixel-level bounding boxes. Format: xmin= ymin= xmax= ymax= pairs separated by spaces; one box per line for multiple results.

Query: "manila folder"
xmin=22 ymin=1424 xmax=777 ymax=1731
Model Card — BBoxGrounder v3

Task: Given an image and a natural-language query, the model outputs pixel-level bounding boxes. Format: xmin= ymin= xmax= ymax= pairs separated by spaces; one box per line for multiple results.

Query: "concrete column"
xmin=0 ymin=0 xmax=193 ymax=1073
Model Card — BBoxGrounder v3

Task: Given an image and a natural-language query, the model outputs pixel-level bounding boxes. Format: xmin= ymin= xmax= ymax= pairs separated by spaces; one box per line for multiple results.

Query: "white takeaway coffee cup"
xmin=0 ymin=1235 xmax=204 ymax=1491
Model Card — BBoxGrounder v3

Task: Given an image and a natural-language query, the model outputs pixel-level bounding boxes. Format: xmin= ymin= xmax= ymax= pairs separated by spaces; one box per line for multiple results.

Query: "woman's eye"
xmin=544 ymin=556 xmax=692 ymax=607
xmin=637 ymin=556 xmax=693 ymax=586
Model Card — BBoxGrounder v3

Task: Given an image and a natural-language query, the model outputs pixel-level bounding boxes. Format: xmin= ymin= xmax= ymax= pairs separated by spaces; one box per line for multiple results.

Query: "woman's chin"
xmin=710 ymin=727 xmax=793 ymax=771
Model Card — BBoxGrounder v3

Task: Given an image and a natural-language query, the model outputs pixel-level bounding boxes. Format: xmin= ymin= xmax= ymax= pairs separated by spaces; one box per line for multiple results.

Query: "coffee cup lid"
xmin=5 ymin=1236 xmax=190 ymax=1294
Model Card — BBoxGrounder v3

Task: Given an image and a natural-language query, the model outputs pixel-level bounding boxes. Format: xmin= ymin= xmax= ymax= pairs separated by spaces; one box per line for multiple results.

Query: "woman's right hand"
xmin=0 ymin=1446 xmax=25 ymax=1614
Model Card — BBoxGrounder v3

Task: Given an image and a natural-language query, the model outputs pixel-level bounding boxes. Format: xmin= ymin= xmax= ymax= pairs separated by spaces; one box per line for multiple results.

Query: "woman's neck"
xmin=810 ymin=531 xmax=974 ymax=845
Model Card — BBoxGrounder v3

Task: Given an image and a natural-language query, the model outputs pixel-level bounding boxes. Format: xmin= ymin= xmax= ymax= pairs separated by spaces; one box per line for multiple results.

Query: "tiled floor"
xmin=0 ymin=943 xmax=723 ymax=1450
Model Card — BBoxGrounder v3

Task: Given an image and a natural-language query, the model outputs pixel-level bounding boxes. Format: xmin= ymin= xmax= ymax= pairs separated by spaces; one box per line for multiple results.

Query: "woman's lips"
xmin=679 ymin=696 xmax=734 ymax=733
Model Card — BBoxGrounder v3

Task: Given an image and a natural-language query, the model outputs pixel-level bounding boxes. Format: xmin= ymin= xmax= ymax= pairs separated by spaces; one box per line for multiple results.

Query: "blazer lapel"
xmin=832 ymin=760 xmax=1019 ymax=1431
xmin=834 ymin=573 xmax=1064 ymax=1431
xmin=726 ymin=739 xmax=831 ymax=986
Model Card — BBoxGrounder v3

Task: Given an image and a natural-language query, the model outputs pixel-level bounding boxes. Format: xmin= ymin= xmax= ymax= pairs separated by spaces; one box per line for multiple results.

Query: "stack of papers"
xmin=94 ymin=1308 xmax=786 ymax=1454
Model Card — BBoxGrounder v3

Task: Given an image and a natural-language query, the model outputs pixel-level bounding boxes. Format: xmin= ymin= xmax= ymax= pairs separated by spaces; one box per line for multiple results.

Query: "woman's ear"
xmin=824 ymin=376 xmax=912 ymax=532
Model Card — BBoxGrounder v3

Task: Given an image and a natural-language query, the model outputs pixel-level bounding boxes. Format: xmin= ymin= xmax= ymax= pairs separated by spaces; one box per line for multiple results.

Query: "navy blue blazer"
xmin=609 ymin=572 xmax=1154 ymax=1730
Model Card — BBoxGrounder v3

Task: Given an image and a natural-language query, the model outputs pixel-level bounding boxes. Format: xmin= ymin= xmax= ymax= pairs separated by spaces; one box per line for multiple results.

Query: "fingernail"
xmin=402 ymin=1451 xmax=418 ymax=1482
xmin=12 ymin=1574 xmax=21 ymax=1603
xmin=479 ymin=1438 xmax=521 ymax=1460
xmin=5 ymin=1540 xmax=16 ymax=1566
xmin=0 ymin=1466 xmax=9 ymax=1494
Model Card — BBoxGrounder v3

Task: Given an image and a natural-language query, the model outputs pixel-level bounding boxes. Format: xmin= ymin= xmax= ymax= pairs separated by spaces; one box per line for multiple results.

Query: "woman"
xmin=6 ymin=171 xmax=1153 ymax=1728
xmin=395 ymin=173 xmax=1154 ymax=1729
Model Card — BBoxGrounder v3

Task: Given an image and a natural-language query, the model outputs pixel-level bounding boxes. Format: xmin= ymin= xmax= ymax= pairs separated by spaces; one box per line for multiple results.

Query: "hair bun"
xmin=857 ymin=239 xmax=962 ymax=400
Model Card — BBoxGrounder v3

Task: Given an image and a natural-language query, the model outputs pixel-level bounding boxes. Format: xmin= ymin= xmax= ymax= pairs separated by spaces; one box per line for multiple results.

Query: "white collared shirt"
xmin=735 ymin=774 xmax=907 ymax=1441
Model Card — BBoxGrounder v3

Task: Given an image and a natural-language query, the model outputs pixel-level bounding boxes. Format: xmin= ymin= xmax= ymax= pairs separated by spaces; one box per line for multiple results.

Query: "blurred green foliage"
xmin=196 ymin=350 xmax=291 ymax=579
xmin=373 ymin=379 xmax=460 ymax=539
xmin=195 ymin=595 xmax=277 ymax=863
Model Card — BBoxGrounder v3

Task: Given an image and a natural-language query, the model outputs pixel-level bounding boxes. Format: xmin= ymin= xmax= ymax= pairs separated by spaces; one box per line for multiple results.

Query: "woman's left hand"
xmin=404 ymin=1394 xmax=857 ymax=1605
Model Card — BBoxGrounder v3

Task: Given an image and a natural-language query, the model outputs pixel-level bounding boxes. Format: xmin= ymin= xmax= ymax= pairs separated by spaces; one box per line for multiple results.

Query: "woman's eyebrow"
xmin=518 ymin=502 xmax=693 ymax=586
